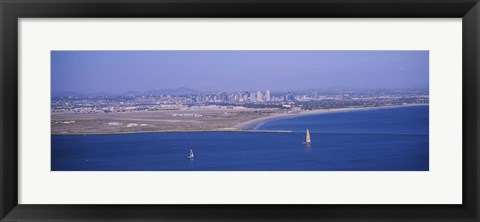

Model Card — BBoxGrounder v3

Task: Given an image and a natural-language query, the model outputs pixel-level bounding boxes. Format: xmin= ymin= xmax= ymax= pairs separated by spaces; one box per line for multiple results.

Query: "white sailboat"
xmin=187 ymin=149 xmax=194 ymax=159
xmin=304 ymin=129 xmax=312 ymax=144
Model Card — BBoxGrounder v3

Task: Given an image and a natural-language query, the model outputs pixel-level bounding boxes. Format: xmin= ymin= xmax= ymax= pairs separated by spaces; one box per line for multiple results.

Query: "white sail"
xmin=306 ymin=129 xmax=311 ymax=143
xmin=188 ymin=149 xmax=194 ymax=159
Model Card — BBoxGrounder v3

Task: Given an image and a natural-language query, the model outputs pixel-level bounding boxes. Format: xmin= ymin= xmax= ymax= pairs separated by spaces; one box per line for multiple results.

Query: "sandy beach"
xmin=234 ymin=104 xmax=428 ymax=130
xmin=51 ymin=104 xmax=427 ymax=135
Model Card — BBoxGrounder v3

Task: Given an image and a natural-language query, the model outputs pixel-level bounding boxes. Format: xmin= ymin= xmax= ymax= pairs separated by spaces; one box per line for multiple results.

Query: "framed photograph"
xmin=50 ymin=50 xmax=430 ymax=172
xmin=1 ymin=0 xmax=479 ymax=221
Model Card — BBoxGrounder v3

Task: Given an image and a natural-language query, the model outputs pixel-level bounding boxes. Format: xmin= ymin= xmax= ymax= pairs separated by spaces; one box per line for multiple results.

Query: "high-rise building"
xmin=285 ymin=93 xmax=294 ymax=101
xmin=249 ymin=92 xmax=257 ymax=102
xmin=243 ymin=92 xmax=249 ymax=102
xmin=265 ymin=90 xmax=271 ymax=102
xmin=257 ymin=91 xmax=263 ymax=102
xmin=220 ymin=92 xmax=228 ymax=101
xmin=237 ymin=93 xmax=244 ymax=102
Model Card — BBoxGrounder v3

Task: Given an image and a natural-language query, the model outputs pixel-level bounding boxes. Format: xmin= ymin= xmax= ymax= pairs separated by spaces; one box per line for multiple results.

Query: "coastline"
xmin=233 ymin=103 xmax=428 ymax=130
xmin=52 ymin=103 xmax=427 ymax=135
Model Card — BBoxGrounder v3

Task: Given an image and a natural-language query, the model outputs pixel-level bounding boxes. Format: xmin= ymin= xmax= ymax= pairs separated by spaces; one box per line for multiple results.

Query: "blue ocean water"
xmin=51 ymin=105 xmax=429 ymax=171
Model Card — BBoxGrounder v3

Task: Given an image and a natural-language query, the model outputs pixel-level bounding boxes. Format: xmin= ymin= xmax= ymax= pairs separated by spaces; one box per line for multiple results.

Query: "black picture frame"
xmin=1 ymin=0 xmax=479 ymax=221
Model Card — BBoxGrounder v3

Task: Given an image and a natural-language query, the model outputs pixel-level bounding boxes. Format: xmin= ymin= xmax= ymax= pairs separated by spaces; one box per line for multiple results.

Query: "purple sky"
xmin=51 ymin=50 xmax=429 ymax=93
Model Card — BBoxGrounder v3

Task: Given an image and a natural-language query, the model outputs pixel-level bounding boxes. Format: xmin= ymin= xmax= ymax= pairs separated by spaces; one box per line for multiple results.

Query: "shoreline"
xmin=52 ymin=103 xmax=427 ymax=135
xmin=233 ymin=103 xmax=428 ymax=130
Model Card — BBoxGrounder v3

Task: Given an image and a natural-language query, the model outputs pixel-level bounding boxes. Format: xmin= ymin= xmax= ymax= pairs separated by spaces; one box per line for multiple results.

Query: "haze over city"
xmin=51 ymin=50 xmax=429 ymax=172
xmin=51 ymin=50 xmax=429 ymax=94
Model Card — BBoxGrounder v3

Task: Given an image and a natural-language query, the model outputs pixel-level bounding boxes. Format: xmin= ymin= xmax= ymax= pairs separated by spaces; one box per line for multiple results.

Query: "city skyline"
xmin=52 ymin=86 xmax=429 ymax=97
xmin=52 ymin=87 xmax=428 ymax=115
xmin=51 ymin=50 xmax=429 ymax=94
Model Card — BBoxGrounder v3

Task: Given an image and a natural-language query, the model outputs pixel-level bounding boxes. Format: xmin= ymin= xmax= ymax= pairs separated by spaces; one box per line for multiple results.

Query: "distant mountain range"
xmin=51 ymin=91 xmax=86 ymax=97
xmin=142 ymin=87 xmax=200 ymax=96
xmin=52 ymin=87 xmax=201 ymax=97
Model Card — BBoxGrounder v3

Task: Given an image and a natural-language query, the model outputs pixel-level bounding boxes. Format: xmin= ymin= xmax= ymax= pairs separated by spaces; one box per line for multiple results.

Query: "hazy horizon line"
xmin=52 ymin=86 xmax=430 ymax=96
